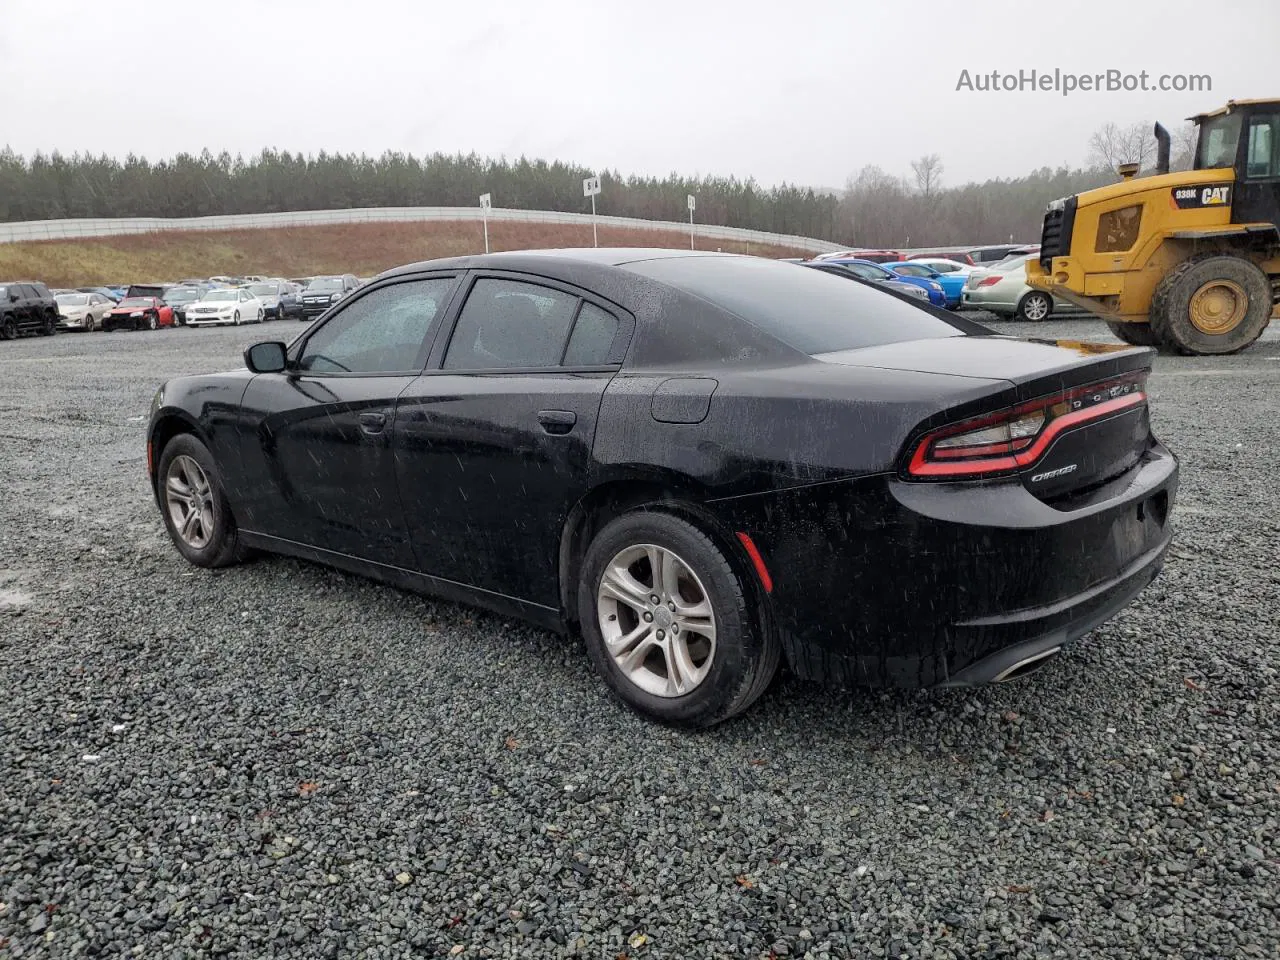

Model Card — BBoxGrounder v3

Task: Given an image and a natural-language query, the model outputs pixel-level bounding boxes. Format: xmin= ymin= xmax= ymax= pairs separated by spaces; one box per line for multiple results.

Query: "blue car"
xmin=884 ymin=261 xmax=963 ymax=309
xmin=820 ymin=258 xmax=947 ymax=307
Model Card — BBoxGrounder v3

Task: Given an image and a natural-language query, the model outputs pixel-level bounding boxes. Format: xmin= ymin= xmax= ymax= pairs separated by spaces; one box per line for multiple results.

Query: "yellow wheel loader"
xmin=1026 ymin=99 xmax=1280 ymax=355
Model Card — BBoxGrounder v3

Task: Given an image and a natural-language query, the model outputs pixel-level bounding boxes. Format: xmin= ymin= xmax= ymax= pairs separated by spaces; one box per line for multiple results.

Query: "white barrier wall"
xmin=0 ymin=207 xmax=843 ymax=253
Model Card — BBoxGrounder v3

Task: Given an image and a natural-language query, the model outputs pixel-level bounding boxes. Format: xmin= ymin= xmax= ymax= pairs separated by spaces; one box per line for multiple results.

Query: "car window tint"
xmin=444 ymin=278 xmax=579 ymax=369
xmin=627 ymin=255 xmax=963 ymax=354
xmin=299 ymin=278 xmax=453 ymax=374
xmin=563 ymin=302 xmax=619 ymax=366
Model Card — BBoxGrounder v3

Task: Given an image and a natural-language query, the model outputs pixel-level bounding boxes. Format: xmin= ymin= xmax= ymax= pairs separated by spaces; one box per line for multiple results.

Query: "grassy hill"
xmin=0 ymin=220 xmax=813 ymax=286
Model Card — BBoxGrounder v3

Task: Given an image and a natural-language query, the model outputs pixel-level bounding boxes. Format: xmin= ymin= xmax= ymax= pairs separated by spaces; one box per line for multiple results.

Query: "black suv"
xmin=0 ymin=281 xmax=59 ymax=339
xmin=299 ymin=274 xmax=360 ymax=319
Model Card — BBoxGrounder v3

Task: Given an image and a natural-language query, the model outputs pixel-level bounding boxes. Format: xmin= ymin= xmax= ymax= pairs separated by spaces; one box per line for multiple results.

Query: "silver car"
xmin=55 ymin=291 xmax=115 ymax=331
xmin=961 ymin=254 xmax=1085 ymax=321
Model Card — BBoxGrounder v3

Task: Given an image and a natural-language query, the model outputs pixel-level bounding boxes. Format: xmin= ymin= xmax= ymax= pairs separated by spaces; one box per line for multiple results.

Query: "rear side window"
xmin=627 ymin=256 xmax=964 ymax=354
xmin=563 ymin=302 xmax=619 ymax=366
xmin=444 ymin=278 xmax=579 ymax=369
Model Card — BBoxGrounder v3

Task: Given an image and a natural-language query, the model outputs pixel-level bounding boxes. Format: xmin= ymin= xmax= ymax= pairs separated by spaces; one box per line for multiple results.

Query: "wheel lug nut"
xmin=671 ymin=623 xmax=679 ymax=634
xmin=667 ymin=601 xmax=676 ymax=611
xmin=650 ymin=595 xmax=660 ymax=604
xmin=656 ymin=629 xmax=665 ymax=640
xmin=643 ymin=612 xmax=653 ymax=622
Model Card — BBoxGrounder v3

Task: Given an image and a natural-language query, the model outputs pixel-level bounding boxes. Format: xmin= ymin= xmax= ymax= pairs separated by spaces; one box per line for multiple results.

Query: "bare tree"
xmin=1171 ymin=122 xmax=1198 ymax=172
xmin=911 ymin=154 xmax=944 ymax=198
xmin=1088 ymin=121 xmax=1155 ymax=172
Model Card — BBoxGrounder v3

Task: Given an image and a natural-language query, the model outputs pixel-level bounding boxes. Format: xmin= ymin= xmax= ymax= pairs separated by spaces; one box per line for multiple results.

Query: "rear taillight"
xmin=907 ymin=373 xmax=1148 ymax=479
xmin=976 ymin=275 xmax=1002 ymax=287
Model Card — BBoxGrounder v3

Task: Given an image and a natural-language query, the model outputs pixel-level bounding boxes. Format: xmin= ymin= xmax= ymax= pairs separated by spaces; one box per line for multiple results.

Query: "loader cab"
xmin=1192 ymin=100 xmax=1280 ymax=226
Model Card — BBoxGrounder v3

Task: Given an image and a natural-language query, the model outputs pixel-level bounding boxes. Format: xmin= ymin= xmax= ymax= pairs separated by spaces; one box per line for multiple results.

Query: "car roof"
xmin=380 ymin=247 xmax=733 ymax=278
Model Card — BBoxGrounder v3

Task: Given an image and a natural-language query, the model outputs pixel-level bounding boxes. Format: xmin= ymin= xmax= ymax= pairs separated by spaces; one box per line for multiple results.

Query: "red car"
xmin=103 ymin=297 xmax=175 ymax=332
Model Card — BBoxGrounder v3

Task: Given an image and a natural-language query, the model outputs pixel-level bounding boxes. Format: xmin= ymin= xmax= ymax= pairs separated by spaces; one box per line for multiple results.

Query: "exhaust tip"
xmin=992 ymin=646 xmax=1061 ymax=683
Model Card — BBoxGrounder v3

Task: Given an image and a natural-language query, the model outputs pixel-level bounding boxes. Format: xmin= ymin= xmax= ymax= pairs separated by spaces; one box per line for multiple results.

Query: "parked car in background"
xmin=0 ymin=281 xmax=59 ymax=338
xmin=961 ymin=254 xmax=1084 ymax=321
xmin=278 ymin=282 xmax=305 ymax=319
xmin=816 ymin=249 xmax=904 ymax=264
xmin=299 ymin=274 xmax=359 ymax=319
xmin=965 ymin=245 xmax=1027 ymax=267
xmin=76 ymin=286 xmax=122 ymax=302
xmin=184 ymin=288 xmax=265 ymax=327
xmin=820 ymin=258 xmax=947 ymax=306
xmin=885 ymin=261 xmax=965 ymax=309
xmin=146 ymin=249 xmax=1176 ymax=727
xmin=125 ymin=283 xmax=171 ymax=302
xmin=908 ymin=250 xmax=977 ymax=266
xmin=246 ymin=280 xmax=288 ymax=319
xmin=163 ymin=285 xmax=208 ymax=325
xmin=56 ymin=291 xmax=116 ymax=331
xmin=103 ymin=296 xmax=175 ymax=331
xmin=802 ymin=260 xmax=932 ymax=302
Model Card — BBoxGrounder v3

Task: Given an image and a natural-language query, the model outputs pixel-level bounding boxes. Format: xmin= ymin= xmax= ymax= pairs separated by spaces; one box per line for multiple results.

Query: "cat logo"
xmin=1171 ymin=184 xmax=1232 ymax=209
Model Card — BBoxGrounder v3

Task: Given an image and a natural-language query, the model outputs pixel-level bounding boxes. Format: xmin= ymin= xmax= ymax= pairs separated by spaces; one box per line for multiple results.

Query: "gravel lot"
xmin=1 ymin=314 xmax=1278 ymax=959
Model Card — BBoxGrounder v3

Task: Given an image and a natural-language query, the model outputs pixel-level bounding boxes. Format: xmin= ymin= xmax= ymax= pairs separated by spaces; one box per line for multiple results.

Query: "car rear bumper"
xmin=710 ymin=442 xmax=1178 ymax=688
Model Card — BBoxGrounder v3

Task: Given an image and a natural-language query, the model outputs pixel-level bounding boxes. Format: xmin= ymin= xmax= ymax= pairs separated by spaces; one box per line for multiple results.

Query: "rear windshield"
xmin=627 ymin=256 xmax=964 ymax=354
xmin=306 ymin=278 xmax=343 ymax=291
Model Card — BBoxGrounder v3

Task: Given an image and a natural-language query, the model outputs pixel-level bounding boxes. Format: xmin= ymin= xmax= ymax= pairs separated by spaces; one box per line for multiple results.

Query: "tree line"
xmin=0 ymin=120 xmax=1191 ymax=245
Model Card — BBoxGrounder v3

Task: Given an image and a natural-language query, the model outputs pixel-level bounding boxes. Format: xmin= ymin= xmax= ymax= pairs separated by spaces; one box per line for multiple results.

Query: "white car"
xmin=185 ymin=288 xmax=265 ymax=327
xmin=906 ymin=257 xmax=975 ymax=277
xmin=55 ymin=291 xmax=115 ymax=331
xmin=960 ymin=254 xmax=1086 ymax=321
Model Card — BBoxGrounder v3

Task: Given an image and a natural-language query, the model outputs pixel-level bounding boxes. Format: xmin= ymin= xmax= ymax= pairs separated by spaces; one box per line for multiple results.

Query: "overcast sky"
xmin=3 ymin=0 xmax=1276 ymax=191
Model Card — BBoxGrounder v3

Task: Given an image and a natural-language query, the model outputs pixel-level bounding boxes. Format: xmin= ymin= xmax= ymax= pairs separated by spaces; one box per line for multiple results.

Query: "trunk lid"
xmin=816 ymin=336 xmax=1156 ymax=500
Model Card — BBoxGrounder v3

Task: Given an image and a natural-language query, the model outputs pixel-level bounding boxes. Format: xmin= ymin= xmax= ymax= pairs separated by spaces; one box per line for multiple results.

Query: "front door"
xmin=1233 ymin=110 xmax=1280 ymax=226
xmin=236 ymin=274 xmax=459 ymax=565
xmin=393 ymin=273 xmax=630 ymax=606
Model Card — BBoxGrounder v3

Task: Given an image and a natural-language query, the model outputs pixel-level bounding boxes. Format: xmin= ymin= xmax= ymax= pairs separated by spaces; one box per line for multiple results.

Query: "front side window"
xmin=1245 ymin=114 xmax=1279 ymax=179
xmin=1196 ymin=113 xmax=1244 ymax=170
xmin=299 ymin=278 xmax=454 ymax=374
xmin=443 ymin=278 xmax=580 ymax=370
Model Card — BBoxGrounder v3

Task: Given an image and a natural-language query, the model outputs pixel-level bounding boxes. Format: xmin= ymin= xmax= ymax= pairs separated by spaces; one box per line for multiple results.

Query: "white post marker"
xmin=583 ymin=175 xmax=601 ymax=247
xmin=479 ymin=193 xmax=492 ymax=254
xmin=687 ymin=194 xmax=696 ymax=250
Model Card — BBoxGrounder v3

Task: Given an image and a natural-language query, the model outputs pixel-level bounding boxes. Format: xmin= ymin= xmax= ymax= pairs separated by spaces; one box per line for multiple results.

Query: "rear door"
xmin=393 ymin=272 xmax=631 ymax=606
xmin=236 ymin=274 xmax=460 ymax=565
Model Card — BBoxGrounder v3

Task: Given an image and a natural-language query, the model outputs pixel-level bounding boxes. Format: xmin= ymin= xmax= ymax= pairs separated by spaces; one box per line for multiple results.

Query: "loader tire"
xmin=1105 ymin=321 xmax=1161 ymax=347
xmin=1149 ymin=254 xmax=1271 ymax=355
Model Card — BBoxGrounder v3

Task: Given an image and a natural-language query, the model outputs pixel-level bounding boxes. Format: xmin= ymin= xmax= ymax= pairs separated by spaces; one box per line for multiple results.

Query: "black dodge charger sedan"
xmin=146 ymin=249 xmax=1177 ymax=727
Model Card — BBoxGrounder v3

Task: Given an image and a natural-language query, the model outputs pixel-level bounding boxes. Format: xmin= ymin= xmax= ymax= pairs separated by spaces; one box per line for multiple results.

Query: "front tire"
xmin=577 ymin=511 xmax=779 ymax=728
xmin=233 ymin=311 xmax=241 ymax=326
xmin=156 ymin=434 xmax=250 ymax=568
xmin=1106 ymin=321 xmax=1161 ymax=347
xmin=1016 ymin=291 xmax=1053 ymax=322
xmin=147 ymin=312 xmax=158 ymax=331
xmin=1149 ymin=253 xmax=1271 ymax=355
xmin=0 ymin=316 xmax=15 ymax=340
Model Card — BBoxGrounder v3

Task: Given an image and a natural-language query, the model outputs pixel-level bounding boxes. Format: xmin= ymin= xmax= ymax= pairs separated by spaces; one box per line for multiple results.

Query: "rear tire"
xmin=1015 ymin=291 xmax=1053 ymax=322
xmin=0 ymin=316 xmax=15 ymax=340
xmin=577 ymin=511 xmax=779 ymax=728
xmin=1106 ymin=321 xmax=1161 ymax=347
xmin=1149 ymin=253 xmax=1271 ymax=355
xmin=156 ymin=433 xmax=250 ymax=569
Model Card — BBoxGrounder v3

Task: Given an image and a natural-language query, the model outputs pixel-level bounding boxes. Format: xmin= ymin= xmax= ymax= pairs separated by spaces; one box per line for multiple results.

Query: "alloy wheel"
xmin=1022 ymin=293 xmax=1050 ymax=321
xmin=165 ymin=454 xmax=215 ymax=550
xmin=596 ymin=543 xmax=717 ymax=698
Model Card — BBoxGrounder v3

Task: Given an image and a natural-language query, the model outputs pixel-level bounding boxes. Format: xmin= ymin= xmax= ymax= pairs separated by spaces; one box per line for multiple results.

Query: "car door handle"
xmin=537 ymin=409 xmax=577 ymax=435
xmin=358 ymin=411 xmax=388 ymax=435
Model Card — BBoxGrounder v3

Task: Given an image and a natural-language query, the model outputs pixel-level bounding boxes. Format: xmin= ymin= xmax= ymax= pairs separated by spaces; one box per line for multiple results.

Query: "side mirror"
xmin=244 ymin=341 xmax=288 ymax=373
xmin=8 ymin=292 xmax=18 ymax=302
